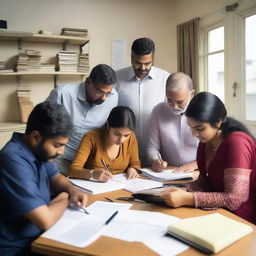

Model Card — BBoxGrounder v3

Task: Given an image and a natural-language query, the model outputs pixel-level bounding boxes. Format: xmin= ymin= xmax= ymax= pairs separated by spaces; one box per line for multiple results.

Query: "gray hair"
xmin=166 ymin=72 xmax=193 ymax=92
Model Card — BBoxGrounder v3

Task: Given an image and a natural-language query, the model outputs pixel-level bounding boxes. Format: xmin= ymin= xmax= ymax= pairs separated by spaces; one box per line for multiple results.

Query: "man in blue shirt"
xmin=47 ymin=64 xmax=118 ymax=175
xmin=0 ymin=101 xmax=88 ymax=256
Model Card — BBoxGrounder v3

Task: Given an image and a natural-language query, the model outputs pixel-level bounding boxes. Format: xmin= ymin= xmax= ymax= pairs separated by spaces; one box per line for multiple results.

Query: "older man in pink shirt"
xmin=146 ymin=72 xmax=199 ymax=172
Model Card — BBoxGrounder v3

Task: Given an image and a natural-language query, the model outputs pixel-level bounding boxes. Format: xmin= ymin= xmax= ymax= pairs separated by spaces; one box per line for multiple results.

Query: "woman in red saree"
xmin=161 ymin=92 xmax=256 ymax=224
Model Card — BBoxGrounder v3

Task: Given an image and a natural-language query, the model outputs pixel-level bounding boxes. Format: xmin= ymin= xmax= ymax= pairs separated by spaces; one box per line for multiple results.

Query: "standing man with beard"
xmin=116 ymin=38 xmax=170 ymax=164
xmin=0 ymin=101 xmax=88 ymax=256
xmin=146 ymin=72 xmax=199 ymax=172
xmin=46 ymin=64 xmax=118 ymax=175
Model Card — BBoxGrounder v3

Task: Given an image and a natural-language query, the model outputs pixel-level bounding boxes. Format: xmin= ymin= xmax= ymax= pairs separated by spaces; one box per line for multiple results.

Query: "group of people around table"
xmin=0 ymin=37 xmax=256 ymax=256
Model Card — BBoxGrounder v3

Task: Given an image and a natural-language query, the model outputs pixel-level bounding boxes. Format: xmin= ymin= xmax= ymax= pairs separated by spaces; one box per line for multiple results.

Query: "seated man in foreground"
xmin=0 ymin=101 xmax=88 ymax=256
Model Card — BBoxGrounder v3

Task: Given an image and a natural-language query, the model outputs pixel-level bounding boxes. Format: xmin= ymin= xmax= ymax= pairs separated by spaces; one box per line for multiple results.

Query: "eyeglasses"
xmin=90 ymin=81 xmax=113 ymax=97
xmin=165 ymin=93 xmax=191 ymax=107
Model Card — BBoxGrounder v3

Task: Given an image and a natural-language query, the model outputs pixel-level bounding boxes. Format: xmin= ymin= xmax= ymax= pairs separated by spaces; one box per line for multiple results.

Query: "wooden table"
xmin=32 ymin=187 xmax=256 ymax=256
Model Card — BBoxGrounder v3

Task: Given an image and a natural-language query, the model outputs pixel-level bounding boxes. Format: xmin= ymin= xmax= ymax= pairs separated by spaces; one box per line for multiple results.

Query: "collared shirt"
xmin=46 ymin=82 xmax=118 ymax=161
xmin=146 ymin=102 xmax=199 ymax=166
xmin=0 ymin=133 xmax=58 ymax=251
xmin=116 ymin=66 xmax=170 ymax=164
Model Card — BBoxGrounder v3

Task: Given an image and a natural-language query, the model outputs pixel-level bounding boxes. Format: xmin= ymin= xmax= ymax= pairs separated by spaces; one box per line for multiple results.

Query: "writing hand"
xmin=93 ymin=169 xmax=113 ymax=182
xmin=151 ymin=159 xmax=168 ymax=172
xmin=69 ymin=189 xmax=88 ymax=209
xmin=126 ymin=167 xmax=139 ymax=180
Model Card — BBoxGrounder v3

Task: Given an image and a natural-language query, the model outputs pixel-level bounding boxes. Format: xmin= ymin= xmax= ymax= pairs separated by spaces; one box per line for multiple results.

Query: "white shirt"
xmin=146 ymin=101 xmax=199 ymax=166
xmin=116 ymin=66 xmax=170 ymax=164
xmin=46 ymin=82 xmax=118 ymax=161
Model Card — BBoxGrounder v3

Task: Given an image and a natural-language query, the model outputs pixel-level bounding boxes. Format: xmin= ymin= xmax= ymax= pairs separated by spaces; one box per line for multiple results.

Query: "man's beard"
xmin=34 ymin=142 xmax=58 ymax=162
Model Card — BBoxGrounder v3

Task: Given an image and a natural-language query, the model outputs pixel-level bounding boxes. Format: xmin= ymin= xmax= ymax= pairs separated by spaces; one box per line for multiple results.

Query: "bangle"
xmin=89 ymin=169 xmax=95 ymax=181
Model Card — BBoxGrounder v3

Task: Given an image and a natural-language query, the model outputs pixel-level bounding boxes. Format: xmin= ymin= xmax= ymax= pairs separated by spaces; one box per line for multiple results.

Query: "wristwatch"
xmin=89 ymin=169 xmax=95 ymax=181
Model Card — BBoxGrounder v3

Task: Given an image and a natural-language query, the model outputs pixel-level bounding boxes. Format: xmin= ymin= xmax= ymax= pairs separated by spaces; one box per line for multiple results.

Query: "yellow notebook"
xmin=167 ymin=213 xmax=253 ymax=254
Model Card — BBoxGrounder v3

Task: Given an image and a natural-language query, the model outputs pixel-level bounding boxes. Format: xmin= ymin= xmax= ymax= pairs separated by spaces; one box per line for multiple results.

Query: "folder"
xmin=167 ymin=213 xmax=253 ymax=254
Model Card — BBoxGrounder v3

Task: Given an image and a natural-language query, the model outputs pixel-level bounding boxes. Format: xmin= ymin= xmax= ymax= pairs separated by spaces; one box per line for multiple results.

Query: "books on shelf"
xmin=77 ymin=53 xmax=89 ymax=73
xmin=140 ymin=168 xmax=194 ymax=181
xmin=167 ymin=213 xmax=253 ymax=254
xmin=16 ymin=50 xmax=42 ymax=72
xmin=0 ymin=29 xmax=33 ymax=36
xmin=61 ymin=27 xmax=88 ymax=37
xmin=56 ymin=51 xmax=79 ymax=72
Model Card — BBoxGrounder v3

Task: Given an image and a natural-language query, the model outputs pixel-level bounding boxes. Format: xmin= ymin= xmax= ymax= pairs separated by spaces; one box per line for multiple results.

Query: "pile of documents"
xmin=42 ymin=201 xmax=188 ymax=256
xmin=69 ymin=173 xmax=163 ymax=194
xmin=0 ymin=61 xmax=13 ymax=73
xmin=140 ymin=168 xmax=194 ymax=181
xmin=56 ymin=51 xmax=79 ymax=72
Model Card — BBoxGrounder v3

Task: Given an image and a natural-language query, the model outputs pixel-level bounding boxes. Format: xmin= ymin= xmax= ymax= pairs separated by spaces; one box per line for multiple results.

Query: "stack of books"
xmin=61 ymin=27 xmax=88 ymax=37
xmin=16 ymin=49 xmax=42 ymax=72
xmin=77 ymin=53 xmax=89 ymax=73
xmin=57 ymin=51 xmax=79 ymax=72
xmin=16 ymin=85 xmax=33 ymax=123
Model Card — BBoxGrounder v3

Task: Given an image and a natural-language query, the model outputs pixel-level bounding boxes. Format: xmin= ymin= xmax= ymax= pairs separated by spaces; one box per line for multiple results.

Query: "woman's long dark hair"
xmin=186 ymin=92 xmax=255 ymax=139
xmin=107 ymin=106 xmax=136 ymax=131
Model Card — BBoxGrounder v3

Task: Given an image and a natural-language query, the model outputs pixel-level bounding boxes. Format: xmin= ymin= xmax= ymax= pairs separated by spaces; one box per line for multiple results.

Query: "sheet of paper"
xmin=68 ymin=178 xmax=124 ymax=194
xmin=141 ymin=168 xmax=194 ymax=181
xmin=42 ymin=202 xmax=132 ymax=247
xmin=86 ymin=201 xmax=132 ymax=219
xmin=69 ymin=174 xmax=163 ymax=194
xmin=103 ymin=209 xmax=188 ymax=255
xmin=112 ymin=173 xmax=163 ymax=192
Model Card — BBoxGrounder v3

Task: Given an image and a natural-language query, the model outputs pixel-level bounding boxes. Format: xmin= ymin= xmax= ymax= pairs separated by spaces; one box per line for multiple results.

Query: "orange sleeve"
xmin=128 ymin=133 xmax=141 ymax=169
xmin=70 ymin=132 xmax=93 ymax=170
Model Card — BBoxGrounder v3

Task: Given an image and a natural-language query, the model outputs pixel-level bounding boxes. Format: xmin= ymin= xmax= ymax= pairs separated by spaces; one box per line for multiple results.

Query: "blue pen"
xmin=105 ymin=211 xmax=118 ymax=225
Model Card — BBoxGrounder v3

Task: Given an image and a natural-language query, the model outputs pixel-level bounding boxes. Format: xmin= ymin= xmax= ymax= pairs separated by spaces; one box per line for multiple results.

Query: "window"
xmin=207 ymin=26 xmax=224 ymax=102
xmin=245 ymin=14 xmax=256 ymax=121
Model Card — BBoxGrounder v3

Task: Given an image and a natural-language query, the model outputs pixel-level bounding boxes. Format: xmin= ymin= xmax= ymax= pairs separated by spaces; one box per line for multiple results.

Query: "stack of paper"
xmin=56 ymin=51 xmax=79 ymax=72
xmin=16 ymin=49 xmax=42 ymax=72
xmin=61 ymin=27 xmax=88 ymax=37
xmin=69 ymin=173 xmax=163 ymax=194
xmin=167 ymin=213 xmax=253 ymax=254
xmin=140 ymin=168 xmax=193 ymax=181
xmin=77 ymin=53 xmax=89 ymax=73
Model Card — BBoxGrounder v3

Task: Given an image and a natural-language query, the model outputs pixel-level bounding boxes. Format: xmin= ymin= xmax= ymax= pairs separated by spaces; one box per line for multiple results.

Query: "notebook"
xmin=167 ymin=213 xmax=253 ymax=254
xmin=140 ymin=168 xmax=193 ymax=181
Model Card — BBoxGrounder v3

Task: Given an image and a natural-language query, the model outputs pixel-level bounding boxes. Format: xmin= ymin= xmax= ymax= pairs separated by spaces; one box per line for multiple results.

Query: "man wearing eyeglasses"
xmin=46 ymin=64 xmax=118 ymax=175
xmin=116 ymin=38 xmax=170 ymax=164
xmin=146 ymin=72 xmax=199 ymax=172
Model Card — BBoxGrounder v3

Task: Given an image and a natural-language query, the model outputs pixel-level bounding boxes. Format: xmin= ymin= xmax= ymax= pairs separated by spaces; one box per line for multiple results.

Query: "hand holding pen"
xmin=151 ymin=153 xmax=168 ymax=172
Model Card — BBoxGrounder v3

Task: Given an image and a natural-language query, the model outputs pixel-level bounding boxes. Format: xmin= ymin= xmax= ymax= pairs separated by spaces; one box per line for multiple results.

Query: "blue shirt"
xmin=0 ymin=133 xmax=58 ymax=252
xmin=46 ymin=82 xmax=118 ymax=161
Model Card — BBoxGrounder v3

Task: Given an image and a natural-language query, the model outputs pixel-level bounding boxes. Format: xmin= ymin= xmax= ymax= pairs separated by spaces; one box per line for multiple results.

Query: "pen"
xmin=101 ymin=158 xmax=111 ymax=172
xmin=82 ymin=207 xmax=90 ymax=214
xmin=105 ymin=211 xmax=118 ymax=225
xmin=158 ymin=152 xmax=163 ymax=162
xmin=104 ymin=197 xmax=114 ymax=202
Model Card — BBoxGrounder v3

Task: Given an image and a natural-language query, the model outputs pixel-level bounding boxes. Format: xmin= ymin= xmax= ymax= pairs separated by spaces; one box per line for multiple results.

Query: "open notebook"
xmin=140 ymin=168 xmax=194 ymax=181
xmin=167 ymin=213 xmax=253 ymax=254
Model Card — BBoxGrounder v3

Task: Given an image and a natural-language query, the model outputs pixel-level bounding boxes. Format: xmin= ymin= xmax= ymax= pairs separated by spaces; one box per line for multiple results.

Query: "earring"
xmin=217 ymin=129 xmax=222 ymax=137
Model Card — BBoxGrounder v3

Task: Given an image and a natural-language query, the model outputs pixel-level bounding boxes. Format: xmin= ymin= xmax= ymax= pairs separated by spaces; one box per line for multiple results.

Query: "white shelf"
xmin=0 ymin=33 xmax=89 ymax=46
xmin=0 ymin=72 xmax=88 ymax=76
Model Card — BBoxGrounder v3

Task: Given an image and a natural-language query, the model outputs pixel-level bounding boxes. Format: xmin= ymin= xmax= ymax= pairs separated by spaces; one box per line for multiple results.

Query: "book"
xmin=167 ymin=213 xmax=253 ymax=254
xmin=140 ymin=168 xmax=194 ymax=181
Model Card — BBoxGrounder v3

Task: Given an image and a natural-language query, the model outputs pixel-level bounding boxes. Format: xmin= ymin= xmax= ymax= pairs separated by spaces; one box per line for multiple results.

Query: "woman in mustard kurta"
xmin=69 ymin=106 xmax=141 ymax=182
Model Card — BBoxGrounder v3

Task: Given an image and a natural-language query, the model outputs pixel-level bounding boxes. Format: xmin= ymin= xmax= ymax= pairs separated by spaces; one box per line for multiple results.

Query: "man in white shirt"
xmin=146 ymin=72 xmax=199 ymax=172
xmin=46 ymin=64 xmax=118 ymax=175
xmin=116 ymin=38 xmax=170 ymax=164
